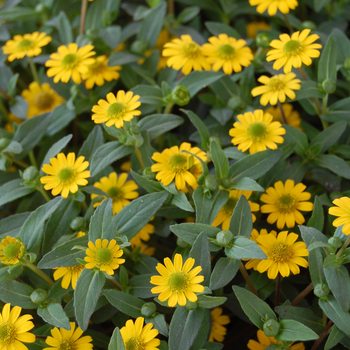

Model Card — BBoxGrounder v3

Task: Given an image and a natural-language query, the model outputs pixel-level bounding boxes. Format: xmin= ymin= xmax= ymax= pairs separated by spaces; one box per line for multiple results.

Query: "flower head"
xmin=120 ymin=317 xmax=160 ymax=350
xmin=265 ymin=103 xmax=302 ymax=130
xmin=151 ymin=142 xmax=207 ymax=191
xmin=45 ymin=43 xmax=95 ymax=84
xmin=212 ymin=190 xmax=259 ymax=230
xmin=2 ymin=32 xmax=51 ymax=61
xmin=256 ymin=231 xmax=309 ymax=279
xmin=267 ymin=29 xmax=322 ymax=73
xmin=249 ymin=0 xmax=298 ymax=16
xmin=246 ymin=22 xmax=271 ymax=39
xmin=209 ymin=308 xmax=230 ymax=342
xmin=129 ymin=221 xmax=155 ymax=248
xmin=251 ymin=73 xmax=301 ymax=106
xmin=150 ymin=253 xmax=205 ymax=307
xmin=0 ymin=303 xmax=35 ymax=350
xmin=229 ymin=109 xmax=286 ymax=154
xmin=0 ymin=236 xmax=25 ymax=265
xmin=21 ymin=82 xmax=65 ymax=118
xmin=91 ymin=172 xmax=139 ymax=215
xmin=260 ymin=179 xmax=313 ymax=229
xmin=84 ymin=239 xmax=125 ymax=276
xmin=162 ymin=34 xmax=211 ymax=75
xmin=202 ymin=34 xmax=254 ymax=75
xmin=82 ymin=55 xmax=121 ymax=89
xmin=91 ymin=91 xmax=141 ymax=128
xmin=53 ymin=265 xmax=85 ymax=290
xmin=43 ymin=322 xmax=93 ymax=350
xmin=41 ymin=153 xmax=90 ymax=198
xmin=329 ymin=196 xmax=350 ymax=235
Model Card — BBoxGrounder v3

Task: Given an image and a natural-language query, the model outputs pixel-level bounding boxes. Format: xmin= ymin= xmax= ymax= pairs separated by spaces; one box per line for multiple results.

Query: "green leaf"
xmin=232 ymin=286 xmax=277 ymax=329
xmin=38 ymin=303 xmax=70 ymax=330
xmin=103 ymin=289 xmax=144 ymax=318
xmin=299 ymin=225 xmax=328 ymax=246
xmin=0 ymin=7 xmax=37 ymax=21
xmin=229 ymin=195 xmax=253 ymax=238
xmin=228 ymin=149 xmax=282 ymax=181
xmin=225 ymin=237 xmax=266 ymax=260
xmin=209 ymin=258 xmax=240 ymax=290
xmin=2 ymin=140 xmax=22 ymax=154
xmin=99 ymin=26 xmax=121 ymax=49
xmin=74 ymin=269 xmax=105 ymax=331
xmin=294 ymin=81 xmax=326 ymax=100
xmin=0 ymin=280 xmax=36 ymax=309
xmin=58 ymin=11 xmax=73 ymax=45
xmin=137 ymin=131 xmax=156 ymax=168
xmin=131 ymin=85 xmax=164 ymax=106
xmin=130 ymin=170 xmax=163 ymax=193
xmin=78 ymin=126 xmax=104 ymax=163
xmin=311 ymin=154 xmax=350 ymax=179
xmin=85 ymin=0 xmax=107 ymax=31
xmin=171 ymin=191 xmax=194 ymax=212
xmin=0 ymin=263 xmax=23 ymax=283
xmin=0 ymin=179 xmax=35 ymax=207
xmin=210 ymin=140 xmax=228 ymax=181
xmin=275 ymin=319 xmax=318 ymax=341
xmin=10 ymin=96 xmax=28 ymax=119
xmin=283 ymin=125 xmax=308 ymax=156
xmin=318 ymin=33 xmax=337 ymax=84
xmin=114 ymin=192 xmax=168 ymax=239
xmin=314 ymin=0 xmax=331 ymax=11
xmin=0 ymin=212 xmax=30 ymax=238
xmin=205 ymin=21 xmax=241 ymax=38
xmin=325 ymin=325 xmax=345 ymax=350
xmin=196 ymin=295 xmax=227 ymax=309
xmin=307 ymin=196 xmax=324 ymax=232
xmin=108 ymin=51 xmax=143 ymax=66
xmin=129 ymin=274 xmax=154 ymax=298
xmin=177 ymin=6 xmax=200 ymax=23
xmin=108 ymin=327 xmax=125 ymax=350
xmin=224 ymin=147 xmax=246 ymax=160
xmin=46 ymin=103 xmax=75 ymax=136
xmin=228 ymin=177 xmax=264 ymax=192
xmin=145 ymin=314 xmax=169 ymax=337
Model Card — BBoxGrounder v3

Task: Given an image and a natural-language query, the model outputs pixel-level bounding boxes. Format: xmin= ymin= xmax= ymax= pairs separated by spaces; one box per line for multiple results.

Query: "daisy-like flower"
xmin=249 ymin=0 xmax=298 ymax=16
xmin=2 ymin=32 xmax=51 ymax=61
xmin=246 ymin=22 xmax=271 ymax=39
xmin=129 ymin=221 xmax=155 ymax=247
xmin=82 ymin=55 xmax=121 ymax=89
xmin=0 ymin=236 xmax=25 ymax=265
xmin=21 ymin=82 xmax=65 ymax=118
xmin=150 ymin=253 xmax=205 ymax=307
xmin=91 ymin=90 xmax=141 ymax=128
xmin=248 ymin=330 xmax=305 ymax=350
xmin=229 ymin=109 xmax=286 ymax=154
xmin=329 ymin=197 xmax=350 ymax=235
xmin=0 ymin=303 xmax=35 ymax=350
xmin=202 ymin=34 xmax=254 ymax=75
xmin=162 ymin=34 xmax=211 ymax=75
xmin=120 ymin=317 xmax=160 ymax=350
xmin=84 ymin=239 xmax=125 ymax=276
xmin=212 ymin=190 xmax=260 ymax=230
xmin=208 ymin=308 xmax=230 ymax=342
xmin=265 ymin=103 xmax=302 ymax=130
xmin=267 ymin=29 xmax=322 ymax=73
xmin=256 ymin=231 xmax=309 ymax=279
xmin=53 ymin=265 xmax=85 ymax=290
xmin=135 ymin=242 xmax=156 ymax=257
xmin=43 ymin=322 xmax=93 ymax=350
xmin=91 ymin=172 xmax=139 ymax=215
xmin=45 ymin=43 xmax=95 ymax=84
xmin=251 ymin=73 xmax=301 ymax=106
xmin=41 ymin=153 xmax=90 ymax=199
xmin=151 ymin=142 xmax=207 ymax=191
xmin=260 ymin=179 xmax=313 ymax=229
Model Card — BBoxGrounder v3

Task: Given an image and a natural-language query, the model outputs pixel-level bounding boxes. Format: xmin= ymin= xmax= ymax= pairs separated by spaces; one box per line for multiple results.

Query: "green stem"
xmin=167 ymin=0 xmax=174 ymax=14
xmin=336 ymin=235 xmax=350 ymax=258
xmin=29 ymin=150 xmax=38 ymax=168
xmin=80 ymin=0 xmax=88 ymax=35
xmin=134 ymin=147 xmax=145 ymax=169
xmin=239 ymin=262 xmax=260 ymax=298
xmin=291 ymin=282 xmax=313 ymax=306
xmin=283 ymin=13 xmax=293 ymax=33
xmin=277 ymin=101 xmax=288 ymax=125
xmin=0 ymin=87 xmax=13 ymax=101
xmin=322 ymin=93 xmax=329 ymax=114
xmin=23 ymin=260 xmax=55 ymax=286
xmin=37 ymin=186 xmax=51 ymax=202
xmin=274 ymin=273 xmax=282 ymax=307
xmin=109 ymin=277 xmax=122 ymax=290
xmin=164 ymin=102 xmax=174 ymax=114
xmin=6 ymin=155 xmax=30 ymax=168
xmin=28 ymin=57 xmax=40 ymax=84
xmin=81 ymin=200 xmax=88 ymax=214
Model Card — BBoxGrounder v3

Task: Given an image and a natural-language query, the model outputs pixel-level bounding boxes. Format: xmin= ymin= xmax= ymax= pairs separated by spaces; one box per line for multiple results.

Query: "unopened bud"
xmin=0 ymin=138 xmax=11 ymax=151
xmin=171 ymin=86 xmax=191 ymax=106
xmin=263 ymin=319 xmax=280 ymax=337
xmin=141 ymin=302 xmax=157 ymax=317
xmin=256 ymin=33 xmax=271 ymax=49
xmin=328 ymin=237 xmax=343 ymax=249
xmin=130 ymin=39 xmax=149 ymax=55
xmin=205 ymin=174 xmax=219 ymax=191
xmin=314 ymin=283 xmax=330 ymax=298
xmin=321 ymin=79 xmax=336 ymax=94
xmin=22 ymin=166 xmax=39 ymax=182
xmin=30 ymin=288 xmax=47 ymax=304
xmin=344 ymin=58 xmax=350 ymax=70
xmin=216 ymin=230 xmax=234 ymax=246
xmin=227 ymin=96 xmax=242 ymax=110
xmin=301 ymin=21 xmax=317 ymax=31
xmin=70 ymin=217 xmax=85 ymax=231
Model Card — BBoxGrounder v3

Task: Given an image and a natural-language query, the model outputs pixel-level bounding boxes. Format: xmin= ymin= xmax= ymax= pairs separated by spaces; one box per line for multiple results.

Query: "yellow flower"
xmin=120 ymin=317 xmax=160 ymax=350
xmin=251 ymin=73 xmax=301 ymax=106
xmin=256 ymin=231 xmax=309 ymax=279
xmin=82 ymin=55 xmax=121 ymax=89
xmin=248 ymin=330 xmax=305 ymax=350
xmin=229 ymin=109 xmax=286 ymax=154
xmin=155 ymin=29 xmax=177 ymax=70
xmin=0 ymin=303 xmax=35 ymax=350
xmin=249 ymin=0 xmax=298 ymax=16
xmin=5 ymin=113 xmax=24 ymax=133
xmin=260 ymin=179 xmax=313 ymax=229
xmin=329 ymin=196 xmax=350 ymax=235
xmin=76 ymin=231 xmax=86 ymax=238
xmin=208 ymin=308 xmax=230 ymax=342
xmin=40 ymin=152 xmax=90 ymax=198
xmin=2 ymin=32 xmax=51 ymax=61
xmin=162 ymin=34 xmax=211 ymax=75
xmin=91 ymin=172 xmax=139 ymax=215
xmin=0 ymin=236 xmax=25 ymax=265
xmin=212 ymin=190 xmax=260 ymax=230
xmin=53 ymin=265 xmax=85 ymax=290
xmin=21 ymin=82 xmax=65 ymax=118
xmin=129 ymin=222 xmax=155 ymax=247
xmin=84 ymin=239 xmax=125 ymax=276
xmin=246 ymin=22 xmax=271 ymax=39
xmin=44 ymin=322 xmax=93 ymax=350
xmin=150 ymin=253 xmax=205 ymax=307
xmin=151 ymin=142 xmax=207 ymax=191
xmin=91 ymin=90 xmax=141 ymax=128
xmin=45 ymin=43 xmax=95 ymax=84
xmin=135 ymin=242 xmax=155 ymax=257
xmin=202 ymin=34 xmax=254 ymax=75
xmin=267 ymin=29 xmax=322 ymax=73
xmin=120 ymin=160 xmax=132 ymax=172
xmin=265 ymin=103 xmax=302 ymax=130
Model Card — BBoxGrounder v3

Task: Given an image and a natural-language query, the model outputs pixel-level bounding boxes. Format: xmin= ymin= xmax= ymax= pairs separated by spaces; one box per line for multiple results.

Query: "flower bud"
xmin=171 ymin=86 xmax=191 ymax=106
xmin=177 ymin=237 xmax=189 ymax=248
xmin=263 ymin=319 xmax=281 ymax=337
xmin=216 ymin=230 xmax=234 ymax=246
xmin=35 ymin=3 xmax=47 ymax=13
xmin=220 ymin=178 xmax=232 ymax=189
xmin=301 ymin=21 xmax=317 ymax=31
xmin=227 ymin=96 xmax=242 ymax=110
xmin=30 ymin=288 xmax=47 ymax=304
xmin=141 ymin=302 xmax=157 ymax=317
xmin=205 ymin=174 xmax=219 ymax=191
xmin=130 ymin=39 xmax=149 ymax=55
xmin=256 ymin=33 xmax=271 ymax=49
xmin=70 ymin=217 xmax=85 ymax=231
xmin=321 ymin=79 xmax=336 ymax=94
xmin=0 ymin=137 xmax=11 ymax=151
xmin=314 ymin=283 xmax=330 ymax=298
xmin=142 ymin=167 xmax=156 ymax=180
xmin=328 ymin=237 xmax=343 ymax=249
xmin=22 ymin=166 xmax=39 ymax=182
xmin=344 ymin=58 xmax=350 ymax=70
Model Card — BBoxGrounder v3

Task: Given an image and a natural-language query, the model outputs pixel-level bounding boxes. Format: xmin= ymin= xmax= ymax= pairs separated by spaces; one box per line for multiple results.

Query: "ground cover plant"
xmin=1 ymin=0 xmax=350 ymax=349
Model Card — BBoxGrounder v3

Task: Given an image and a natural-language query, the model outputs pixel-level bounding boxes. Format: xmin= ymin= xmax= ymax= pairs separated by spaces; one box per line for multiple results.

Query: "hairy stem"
xmin=291 ymin=282 xmax=313 ymax=306
xmin=240 ymin=262 xmax=260 ymax=298
xmin=275 ymin=273 xmax=282 ymax=307
xmin=134 ymin=147 xmax=145 ymax=169
xmin=80 ymin=0 xmax=88 ymax=35
xmin=277 ymin=101 xmax=288 ymax=124
xmin=23 ymin=260 xmax=55 ymax=286
xmin=28 ymin=57 xmax=40 ymax=84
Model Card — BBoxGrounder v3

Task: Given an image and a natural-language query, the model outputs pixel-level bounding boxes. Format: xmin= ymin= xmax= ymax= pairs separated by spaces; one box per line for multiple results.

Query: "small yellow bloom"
xmin=209 ymin=308 xmax=230 ymax=342
xmin=329 ymin=196 xmax=350 ymax=235
xmin=265 ymin=103 xmax=302 ymax=130
xmin=40 ymin=152 xmax=90 ymax=198
xmin=84 ymin=239 xmax=125 ymax=276
xmin=229 ymin=109 xmax=286 ymax=154
xmin=246 ymin=22 xmax=271 ymax=39
xmin=129 ymin=222 xmax=154 ymax=247
xmin=2 ymin=32 xmax=51 ymax=61
xmin=251 ymin=73 xmax=301 ymax=106
xmin=249 ymin=0 xmax=298 ymax=16
xmin=0 ymin=236 xmax=25 ymax=265
xmin=53 ymin=265 xmax=85 ymax=290
xmin=150 ymin=253 xmax=205 ymax=307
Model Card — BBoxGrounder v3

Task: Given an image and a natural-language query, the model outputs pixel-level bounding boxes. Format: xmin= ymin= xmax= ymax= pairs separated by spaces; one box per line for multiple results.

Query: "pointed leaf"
xmin=209 ymin=258 xmax=240 ymax=290
xmin=275 ymin=319 xmax=318 ymax=341
xmin=229 ymin=195 xmax=253 ymax=237
xmin=38 ymin=303 xmax=70 ymax=329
